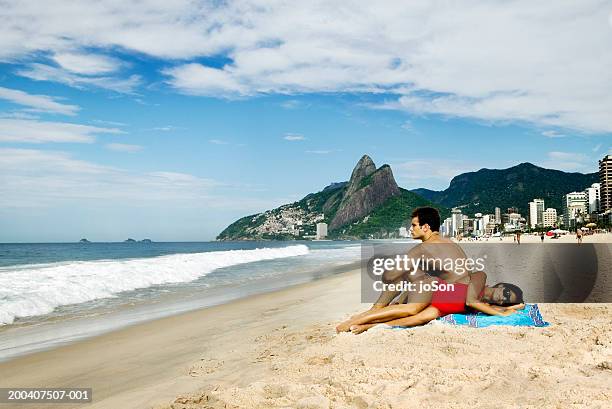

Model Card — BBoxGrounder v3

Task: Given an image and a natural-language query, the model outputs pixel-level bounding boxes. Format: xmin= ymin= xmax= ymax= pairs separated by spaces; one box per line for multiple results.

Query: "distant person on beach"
xmin=347 ymin=272 xmax=525 ymax=334
xmin=540 ymin=232 xmax=545 ymax=243
xmin=337 ymin=207 xmax=477 ymax=333
xmin=577 ymin=229 xmax=583 ymax=244
xmin=516 ymin=231 xmax=521 ymax=244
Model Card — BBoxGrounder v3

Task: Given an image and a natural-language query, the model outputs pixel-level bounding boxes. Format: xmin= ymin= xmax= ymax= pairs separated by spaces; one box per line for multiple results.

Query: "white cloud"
xmin=17 ymin=63 xmax=141 ymax=93
xmin=400 ymin=120 xmax=414 ymax=131
xmin=283 ymin=133 xmax=305 ymax=141
xmin=538 ymin=151 xmax=594 ymax=172
xmin=162 ymin=64 xmax=246 ymax=96
xmin=0 ymin=111 xmax=40 ymax=120
xmin=1 ymin=1 xmax=612 ymax=132
xmin=0 ymin=148 xmax=220 ymax=208
xmin=209 ymin=139 xmax=229 ymax=145
xmin=0 ymin=86 xmax=79 ymax=115
xmin=305 ymin=150 xmax=333 ymax=154
xmin=593 ymin=144 xmax=602 ymax=152
xmin=52 ymin=52 xmax=121 ymax=75
xmin=151 ymin=125 xmax=182 ymax=132
xmin=541 ymin=130 xmax=566 ymax=138
xmin=393 ymin=160 xmax=477 ymax=189
xmin=92 ymin=119 xmax=127 ymax=127
xmin=547 ymin=151 xmax=587 ymax=162
xmin=280 ymin=99 xmax=305 ymax=109
xmin=105 ymin=143 xmax=142 ymax=152
xmin=0 ymin=118 xmax=122 ymax=143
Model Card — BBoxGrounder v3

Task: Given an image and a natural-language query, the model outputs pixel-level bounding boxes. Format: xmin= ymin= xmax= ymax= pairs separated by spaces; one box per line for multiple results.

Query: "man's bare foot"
xmin=350 ymin=324 xmax=370 ymax=334
xmin=336 ymin=321 xmax=352 ymax=333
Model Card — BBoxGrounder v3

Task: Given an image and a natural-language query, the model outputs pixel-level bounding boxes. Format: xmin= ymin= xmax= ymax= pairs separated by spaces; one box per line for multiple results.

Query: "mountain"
xmin=411 ymin=162 xmax=599 ymax=216
xmin=217 ymin=155 xmax=446 ymax=240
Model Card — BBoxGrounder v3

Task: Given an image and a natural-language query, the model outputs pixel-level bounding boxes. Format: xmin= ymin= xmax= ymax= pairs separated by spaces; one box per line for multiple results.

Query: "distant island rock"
xmin=124 ymin=238 xmax=136 ymax=243
xmin=140 ymin=239 xmax=152 ymax=243
xmin=79 ymin=238 xmax=90 ymax=243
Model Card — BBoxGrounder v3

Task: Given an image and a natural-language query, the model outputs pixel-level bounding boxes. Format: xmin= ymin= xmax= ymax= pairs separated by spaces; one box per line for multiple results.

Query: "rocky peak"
xmin=343 ymin=155 xmax=376 ymax=198
xmin=329 ymin=156 xmax=400 ymax=230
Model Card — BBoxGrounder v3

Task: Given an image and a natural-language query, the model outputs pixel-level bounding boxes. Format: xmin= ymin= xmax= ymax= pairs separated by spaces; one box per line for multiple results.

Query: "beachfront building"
xmin=563 ymin=191 xmax=588 ymax=229
xmin=495 ymin=207 xmax=501 ymax=224
xmin=462 ymin=218 xmax=475 ymax=236
xmin=315 ymin=222 xmax=328 ymax=239
xmin=398 ymin=226 xmax=409 ymax=238
xmin=585 ymin=183 xmax=600 ymax=215
xmin=528 ymin=198 xmax=545 ymax=228
xmin=442 ymin=217 xmax=452 ymax=237
xmin=504 ymin=213 xmax=523 ymax=231
xmin=471 ymin=213 xmax=494 ymax=236
xmin=486 ymin=222 xmax=497 ymax=235
xmin=542 ymin=208 xmax=557 ymax=228
xmin=451 ymin=208 xmax=462 ymax=237
xmin=600 ymin=155 xmax=612 ymax=212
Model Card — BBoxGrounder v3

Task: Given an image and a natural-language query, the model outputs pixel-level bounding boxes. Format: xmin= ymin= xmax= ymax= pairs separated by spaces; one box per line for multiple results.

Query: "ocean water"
xmin=0 ymin=240 xmax=363 ymax=360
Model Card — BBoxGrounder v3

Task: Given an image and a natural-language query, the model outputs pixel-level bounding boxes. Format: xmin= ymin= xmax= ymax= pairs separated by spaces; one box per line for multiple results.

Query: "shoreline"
xmin=0 ymin=259 xmax=361 ymax=363
xmin=0 ymin=268 xmax=365 ymax=409
xmin=1 ymin=238 xmax=610 ymax=408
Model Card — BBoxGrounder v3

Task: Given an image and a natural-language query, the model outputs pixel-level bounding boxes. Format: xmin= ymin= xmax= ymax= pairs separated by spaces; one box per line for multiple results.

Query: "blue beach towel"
xmin=390 ymin=304 xmax=549 ymax=329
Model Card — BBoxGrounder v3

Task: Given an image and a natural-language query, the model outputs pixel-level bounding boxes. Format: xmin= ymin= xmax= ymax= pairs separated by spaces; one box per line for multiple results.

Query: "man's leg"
xmin=350 ymin=306 xmax=441 ymax=334
xmin=345 ymin=302 xmax=430 ymax=326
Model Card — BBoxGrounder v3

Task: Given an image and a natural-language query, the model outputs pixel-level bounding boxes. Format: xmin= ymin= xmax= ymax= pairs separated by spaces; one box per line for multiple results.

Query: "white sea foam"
xmin=0 ymin=245 xmax=309 ymax=325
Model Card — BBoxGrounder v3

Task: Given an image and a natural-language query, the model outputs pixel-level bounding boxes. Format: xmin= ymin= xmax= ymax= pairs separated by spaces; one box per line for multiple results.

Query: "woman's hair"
xmin=492 ymin=282 xmax=524 ymax=305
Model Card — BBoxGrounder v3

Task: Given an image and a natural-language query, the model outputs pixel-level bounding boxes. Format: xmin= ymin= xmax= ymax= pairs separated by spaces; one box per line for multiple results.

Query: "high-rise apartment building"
xmin=598 ymin=155 xmax=611 ymax=212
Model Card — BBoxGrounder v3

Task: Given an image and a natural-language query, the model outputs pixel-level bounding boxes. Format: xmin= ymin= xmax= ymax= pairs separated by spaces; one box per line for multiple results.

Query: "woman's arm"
xmin=465 ymin=272 xmax=516 ymax=316
xmin=466 ymin=301 xmax=515 ymax=316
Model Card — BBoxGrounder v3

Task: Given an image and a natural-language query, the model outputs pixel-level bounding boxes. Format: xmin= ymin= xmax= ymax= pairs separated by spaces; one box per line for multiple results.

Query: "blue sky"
xmin=1 ymin=1 xmax=611 ymax=242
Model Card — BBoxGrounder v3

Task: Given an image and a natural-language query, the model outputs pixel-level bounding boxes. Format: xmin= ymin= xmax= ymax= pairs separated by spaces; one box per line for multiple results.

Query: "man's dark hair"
xmin=493 ymin=282 xmax=524 ymax=305
xmin=411 ymin=207 xmax=441 ymax=232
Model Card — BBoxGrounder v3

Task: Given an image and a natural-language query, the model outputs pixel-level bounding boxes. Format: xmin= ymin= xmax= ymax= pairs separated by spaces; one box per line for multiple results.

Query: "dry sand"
xmin=1 ymin=237 xmax=611 ymax=409
xmin=165 ymin=303 xmax=612 ymax=409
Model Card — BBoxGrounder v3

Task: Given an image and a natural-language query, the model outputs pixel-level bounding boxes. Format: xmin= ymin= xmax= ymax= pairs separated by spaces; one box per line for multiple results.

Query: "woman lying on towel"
xmin=344 ymin=271 xmax=525 ymax=334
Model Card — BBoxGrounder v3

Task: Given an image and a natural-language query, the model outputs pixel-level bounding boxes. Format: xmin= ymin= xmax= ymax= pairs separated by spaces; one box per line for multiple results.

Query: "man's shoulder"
xmin=429 ymin=236 xmax=454 ymax=244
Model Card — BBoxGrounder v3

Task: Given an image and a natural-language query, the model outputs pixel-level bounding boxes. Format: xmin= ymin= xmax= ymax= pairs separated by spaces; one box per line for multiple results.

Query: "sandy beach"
xmin=1 ymin=235 xmax=611 ymax=408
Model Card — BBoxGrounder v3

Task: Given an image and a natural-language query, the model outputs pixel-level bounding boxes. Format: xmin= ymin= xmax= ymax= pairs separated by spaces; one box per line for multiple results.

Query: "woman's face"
xmin=487 ymin=285 xmax=519 ymax=305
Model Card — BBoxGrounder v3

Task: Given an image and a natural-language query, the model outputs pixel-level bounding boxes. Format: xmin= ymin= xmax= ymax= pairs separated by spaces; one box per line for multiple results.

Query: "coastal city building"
xmin=600 ymin=155 xmax=612 ymax=212
xmin=442 ymin=217 xmax=452 ymax=237
xmin=451 ymin=208 xmax=462 ymax=237
xmin=495 ymin=207 xmax=501 ymax=224
xmin=484 ymin=214 xmax=497 ymax=235
xmin=528 ymin=198 xmax=545 ymax=228
xmin=504 ymin=213 xmax=523 ymax=231
xmin=563 ymin=191 xmax=588 ymax=229
xmin=585 ymin=183 xmax=600 ymax=216
xmin=542 ymin=208 xmax=558 ymax=228
xmin=398 ymin=226 xmax=409 ymax=238
xmin=462 ymin=218 xmax=475 ymax=236
xmin=315 ymin=222 xmax=328 ymax=240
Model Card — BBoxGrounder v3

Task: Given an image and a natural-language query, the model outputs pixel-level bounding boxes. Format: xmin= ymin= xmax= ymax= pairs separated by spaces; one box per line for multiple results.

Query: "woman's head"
xmin=486 ymin=282 xmax=524 ymax=306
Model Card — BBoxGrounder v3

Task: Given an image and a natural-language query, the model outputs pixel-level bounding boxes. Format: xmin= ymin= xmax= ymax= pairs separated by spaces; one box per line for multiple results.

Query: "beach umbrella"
xmin=581 ymin=227 xmax=589 ymax=231
xmin=586 ymin=223 xmax=596 ymax=228
xmin=546 ymin=231 xmax=554 ymax=236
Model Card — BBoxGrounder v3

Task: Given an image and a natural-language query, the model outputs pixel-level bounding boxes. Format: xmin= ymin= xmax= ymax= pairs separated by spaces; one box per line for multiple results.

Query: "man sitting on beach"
xmin=336 ymin=207 xmax=473 ymax=333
